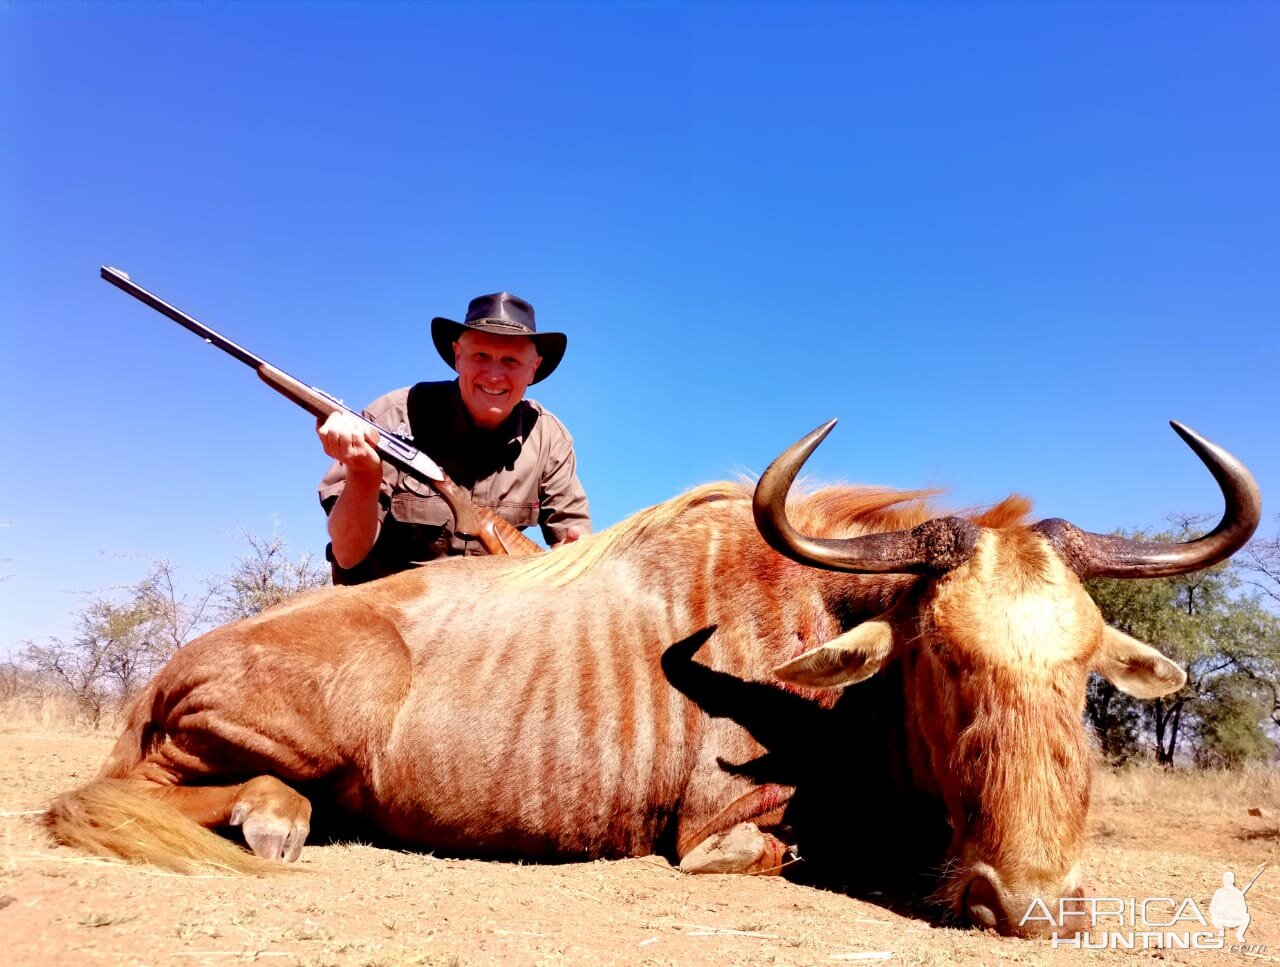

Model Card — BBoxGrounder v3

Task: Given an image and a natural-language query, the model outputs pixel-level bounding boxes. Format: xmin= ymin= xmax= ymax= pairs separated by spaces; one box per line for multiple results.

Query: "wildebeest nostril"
xmin=965 ymin=875 xmax=1006 ymax=931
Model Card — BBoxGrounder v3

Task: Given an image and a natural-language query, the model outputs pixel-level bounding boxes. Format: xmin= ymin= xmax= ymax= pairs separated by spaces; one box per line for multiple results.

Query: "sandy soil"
xmin=2 ymin=730 xmax=1278 ymax=966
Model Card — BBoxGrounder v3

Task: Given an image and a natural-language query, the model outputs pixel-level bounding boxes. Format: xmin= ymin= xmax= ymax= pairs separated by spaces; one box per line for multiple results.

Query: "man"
xmin=317 ymin=291 xmax=591 ymax=584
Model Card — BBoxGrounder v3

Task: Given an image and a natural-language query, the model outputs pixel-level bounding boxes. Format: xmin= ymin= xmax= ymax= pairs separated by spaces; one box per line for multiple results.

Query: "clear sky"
xmin=2 ymin=1 xmax=1277 ymax=657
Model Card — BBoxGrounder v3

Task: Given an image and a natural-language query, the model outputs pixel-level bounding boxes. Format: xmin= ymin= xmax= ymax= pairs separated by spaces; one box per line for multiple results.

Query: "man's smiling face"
xmin=453 ymin=329 xmax=543 ymax=430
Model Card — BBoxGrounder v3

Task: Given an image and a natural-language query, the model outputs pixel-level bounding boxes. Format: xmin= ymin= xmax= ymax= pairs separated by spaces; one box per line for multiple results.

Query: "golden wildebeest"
xmin=45 ymin=420 xmax=1260 ymax=936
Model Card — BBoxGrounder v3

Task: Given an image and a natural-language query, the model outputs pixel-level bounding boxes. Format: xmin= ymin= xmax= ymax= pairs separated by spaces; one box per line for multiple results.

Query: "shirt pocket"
xmin=489 ymin=500 xmax=540 ymax=531
xmin=389 ymin=492 xmax=454 ymax=528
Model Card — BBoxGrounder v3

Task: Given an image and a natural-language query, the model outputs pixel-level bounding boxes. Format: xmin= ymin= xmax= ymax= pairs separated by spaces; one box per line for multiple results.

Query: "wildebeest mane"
xmin=504 ymin=481 xmax=1035 ymax=589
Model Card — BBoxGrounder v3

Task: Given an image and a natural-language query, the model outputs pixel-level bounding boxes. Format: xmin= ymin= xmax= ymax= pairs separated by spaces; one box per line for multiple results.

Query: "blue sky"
xmin=2 ymin=1 xmax=1277 ymax=656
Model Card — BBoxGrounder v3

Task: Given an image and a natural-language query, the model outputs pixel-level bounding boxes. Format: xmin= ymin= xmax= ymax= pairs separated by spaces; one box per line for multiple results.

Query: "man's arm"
xmin=318 ymin=411 xmax=385 ymax=568
xmin=539 ymin=420 xmax=592 ymax=549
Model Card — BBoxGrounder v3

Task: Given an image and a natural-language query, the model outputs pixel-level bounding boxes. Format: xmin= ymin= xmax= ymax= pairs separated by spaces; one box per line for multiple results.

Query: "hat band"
xmin=467 ymin=317 xmax=535 ymax=335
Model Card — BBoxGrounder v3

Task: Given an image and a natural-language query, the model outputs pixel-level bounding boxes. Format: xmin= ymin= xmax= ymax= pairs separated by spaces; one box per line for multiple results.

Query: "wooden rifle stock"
xmin=101 ymin=266 xmax=542 ymax=557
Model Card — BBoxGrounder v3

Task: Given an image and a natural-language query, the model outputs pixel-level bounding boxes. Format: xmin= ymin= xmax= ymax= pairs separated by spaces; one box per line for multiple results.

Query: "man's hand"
xmin=552 ymin=526 xmax=583 ymax=549
xmin=318 ymin=411 xmax=382 ymax=479
xmin=320 ymin=412 xmax=385 ymax=569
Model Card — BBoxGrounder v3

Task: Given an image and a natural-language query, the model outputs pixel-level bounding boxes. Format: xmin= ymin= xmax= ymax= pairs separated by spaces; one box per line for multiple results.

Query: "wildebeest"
xmin=46 ymin=420 xmax=1259 ymax=936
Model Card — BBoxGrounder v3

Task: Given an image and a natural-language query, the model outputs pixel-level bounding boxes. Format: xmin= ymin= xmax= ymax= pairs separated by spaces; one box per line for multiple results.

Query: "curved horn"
xmin=753 ymin=420 xmax=979 ymax=575
xmin=1033 ymin=421 xmax=1262 ymax=579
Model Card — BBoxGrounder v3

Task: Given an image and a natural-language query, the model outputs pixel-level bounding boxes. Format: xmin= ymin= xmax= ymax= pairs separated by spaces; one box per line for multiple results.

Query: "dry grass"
xmin=0 ymin=684 xmax=123 ymax=735
xmin=1096 ymin=761 xmax=1280 ymax=819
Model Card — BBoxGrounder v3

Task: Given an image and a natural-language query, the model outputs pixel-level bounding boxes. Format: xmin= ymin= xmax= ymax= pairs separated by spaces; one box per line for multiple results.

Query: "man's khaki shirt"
xmin=318 ymin=380 xmax=591 ymax=584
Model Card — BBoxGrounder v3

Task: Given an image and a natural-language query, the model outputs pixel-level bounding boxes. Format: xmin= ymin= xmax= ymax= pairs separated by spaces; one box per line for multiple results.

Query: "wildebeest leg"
xmin=676 ymin=784 xmax=794 ymax=875
xmin=45 ymin=601 xmax=410 ymax=870
xmin=678 ymin=822 xmax=790 ymax=875
xmin=119 ymin=735 xmax=316 ymax=863
xmin=124 ymin=772 xmax=312 ymax=862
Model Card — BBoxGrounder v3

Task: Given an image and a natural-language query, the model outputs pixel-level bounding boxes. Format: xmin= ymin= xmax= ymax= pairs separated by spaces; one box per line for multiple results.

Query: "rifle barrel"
xmin=1242 ymin=865 xmax=1266 ymax=895
xmin=101 ymin=266 xmax=267 ymax=369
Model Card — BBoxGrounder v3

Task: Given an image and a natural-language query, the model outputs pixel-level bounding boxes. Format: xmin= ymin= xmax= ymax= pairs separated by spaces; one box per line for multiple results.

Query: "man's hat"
xmin=431 ymin=292 xmax=566 ymax=384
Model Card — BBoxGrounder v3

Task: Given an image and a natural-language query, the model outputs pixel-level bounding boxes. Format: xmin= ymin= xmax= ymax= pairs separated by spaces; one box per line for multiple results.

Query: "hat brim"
xmin=431 ymin=317 xmax=566 ymax=384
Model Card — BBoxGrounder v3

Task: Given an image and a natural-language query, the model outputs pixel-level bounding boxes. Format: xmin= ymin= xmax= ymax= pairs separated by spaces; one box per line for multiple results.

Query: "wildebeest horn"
xmin=1032 ymin=421 xmax=1262 ymax=579
xmin=753 ymin=420 xmax=980 ymax=574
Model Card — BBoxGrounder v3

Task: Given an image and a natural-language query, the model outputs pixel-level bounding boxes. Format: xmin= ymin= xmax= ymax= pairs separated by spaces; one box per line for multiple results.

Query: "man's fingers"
xmin=552 ymin=527 xmax=582 ymax=549
xmin=317 ymin=412 xmax=382 ymax=471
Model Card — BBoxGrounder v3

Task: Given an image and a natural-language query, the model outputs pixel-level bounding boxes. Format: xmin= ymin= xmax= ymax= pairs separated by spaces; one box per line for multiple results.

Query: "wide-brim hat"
xmin=431 ymin=291 xmax=566 ymax=384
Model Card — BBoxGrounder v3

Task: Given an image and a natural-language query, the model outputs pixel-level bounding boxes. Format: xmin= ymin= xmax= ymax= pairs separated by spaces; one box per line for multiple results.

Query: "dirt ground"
xmin=2 ymin=730 xmax=1278 ymax=967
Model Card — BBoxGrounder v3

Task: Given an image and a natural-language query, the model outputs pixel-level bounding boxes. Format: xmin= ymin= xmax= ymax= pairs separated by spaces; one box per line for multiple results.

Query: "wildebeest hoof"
xmin=678 ymin=822 xmax=788 ymax=875
xmin=228 ymin=776 xmax=312 ymax=862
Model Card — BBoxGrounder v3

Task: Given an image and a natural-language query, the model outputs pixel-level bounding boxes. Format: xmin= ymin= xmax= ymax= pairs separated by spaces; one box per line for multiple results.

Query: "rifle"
xmin=100 ymin=266 xmax=542 ymax=556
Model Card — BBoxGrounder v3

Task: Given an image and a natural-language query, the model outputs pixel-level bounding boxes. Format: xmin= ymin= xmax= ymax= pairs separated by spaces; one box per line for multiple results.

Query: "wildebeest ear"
xmin=1094 ymin=626 xmax=1187 ymax=699
xmin=772 ymin=620 xmax=895 ymax=688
